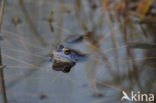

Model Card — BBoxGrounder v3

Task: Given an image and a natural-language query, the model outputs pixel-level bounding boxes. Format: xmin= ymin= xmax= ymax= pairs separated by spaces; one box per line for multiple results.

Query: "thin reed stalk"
xmin=0 ymin=0 xmax=7 ymax=103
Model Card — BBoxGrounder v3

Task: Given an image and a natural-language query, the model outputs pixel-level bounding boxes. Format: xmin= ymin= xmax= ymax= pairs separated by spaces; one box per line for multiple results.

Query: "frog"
xmin=51 ymin=45 xmax=88 ymax=73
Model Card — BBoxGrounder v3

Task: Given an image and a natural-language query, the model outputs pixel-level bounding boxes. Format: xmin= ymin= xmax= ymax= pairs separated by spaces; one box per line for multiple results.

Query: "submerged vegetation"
xmin=0 ymin=0 xmax=156 ymax=103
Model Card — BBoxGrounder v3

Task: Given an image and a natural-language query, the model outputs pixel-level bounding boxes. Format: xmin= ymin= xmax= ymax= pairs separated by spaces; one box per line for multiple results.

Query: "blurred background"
xmin=0 ymin=0 xmax=156 ymax=103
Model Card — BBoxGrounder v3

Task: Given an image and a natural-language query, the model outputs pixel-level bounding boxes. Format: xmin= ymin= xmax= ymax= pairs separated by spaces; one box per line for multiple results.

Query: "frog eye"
xmin=63 ymin=48 xmax=71 ymax=55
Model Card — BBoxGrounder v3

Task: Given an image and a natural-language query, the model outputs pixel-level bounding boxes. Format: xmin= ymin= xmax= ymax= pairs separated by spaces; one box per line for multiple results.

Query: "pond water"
xmin=0 ymin=0 xmax=156 ymax=103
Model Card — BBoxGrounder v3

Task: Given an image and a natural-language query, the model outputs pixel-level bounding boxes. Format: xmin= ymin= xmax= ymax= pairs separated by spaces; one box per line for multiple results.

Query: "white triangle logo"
xmin=121 ymin=91 xmax=131 ymax=101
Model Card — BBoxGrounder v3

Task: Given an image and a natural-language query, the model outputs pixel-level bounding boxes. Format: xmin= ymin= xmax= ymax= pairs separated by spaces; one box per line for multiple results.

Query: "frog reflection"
xmin=51 ymin=45 xmax=88 ymax=73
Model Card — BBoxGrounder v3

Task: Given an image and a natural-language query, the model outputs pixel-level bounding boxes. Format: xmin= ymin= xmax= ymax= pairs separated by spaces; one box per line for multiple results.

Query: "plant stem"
xmin=0 ymin=0 xmax=7 ymax=103
xmin=0 ymin=49 xmax=7 ymax=103
xmin=0 ymin=0 xmax=5 ymax=31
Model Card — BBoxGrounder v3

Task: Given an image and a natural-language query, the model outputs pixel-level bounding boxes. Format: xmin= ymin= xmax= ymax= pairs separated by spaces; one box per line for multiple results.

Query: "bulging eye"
xmin=64 ymin=48 xmax=71 ymax=55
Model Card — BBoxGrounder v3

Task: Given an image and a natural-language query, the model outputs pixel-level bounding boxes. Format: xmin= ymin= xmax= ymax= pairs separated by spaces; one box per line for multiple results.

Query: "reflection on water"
xmin=0 ymin=0 xmax=156 ymax=103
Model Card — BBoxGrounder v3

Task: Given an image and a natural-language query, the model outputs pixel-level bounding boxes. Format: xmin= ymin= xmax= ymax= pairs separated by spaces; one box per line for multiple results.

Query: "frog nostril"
xmin=57 ymin=45 xmax=64 ymax=50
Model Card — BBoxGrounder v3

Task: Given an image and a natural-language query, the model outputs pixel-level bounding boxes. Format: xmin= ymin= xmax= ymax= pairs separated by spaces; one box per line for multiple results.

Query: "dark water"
xmin=0 ymin=0 xmax=156 ymax=103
